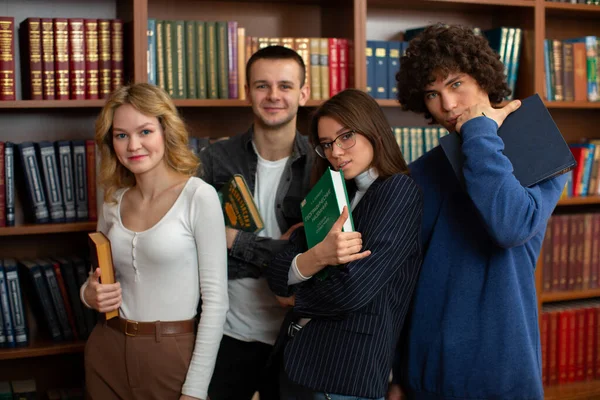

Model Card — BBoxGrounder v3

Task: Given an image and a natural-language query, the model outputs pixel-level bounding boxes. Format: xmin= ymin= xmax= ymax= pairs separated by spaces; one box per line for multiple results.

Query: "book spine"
xmin=575 ymin=308 xmax=586 ymax=381
xmin=41 ymin=18 xmax=56 ymax=100
xmin=0 ymin=142 xmax=4 ymax=227
xmin=38 ymin=142 xmax=65 ymax=223
xmin=52 ymin=261 xmax=79 ymax=340
xmin=20 ymin=18 xmax=43 ymax=100
xmin=337 ymin=38 xmax=348 ymax=92
xmin=310 ymin=38 xmax=321 ymax=100
xmin=227 ymin=21 xmax=238 ymax=99
xmin=563 ymin=41 xmax=575 ymax=102
xmin=573 ymin=42 xmax=588 ymax=102
xmin=72 ymin=257 xmax=97 ymax=333
xmin=373 ymin=40 xmax=387 ymax=99
xmin=155 ymin=20 xmax=165 ymax=90
xmin=19 ymin=142 xmax=50 ymax=223
xmin=0 ymin=264 xmax=14 ymax=347
xmin=295 ymin=38 xmax=310 ymax=94
xmin=548 ymin=311 xmax=558 ymax=385
xmin=196 ymin=22 xmax=207 ymax=99
xmin=184 ymin=21 xmax=196 ymax=98
xmin=237 ymin=27 xmax=246 ymax=100
xmin=205 ymin=21 xmax=218 ymax=99
xmin=0 ymin=278 xmax=5 ymax=346
xmin=42 ymin=263 xmax=73 ymax=340
xmin=585 ymin=36 xmax=599 ymax=102
xmin=387 ymin=41 xmax=401 ymax=100
xmin=5 ymin=260 xmax=28 ymax=346
xmin=163 ymin=20 xmax=174 ymax=97
xmin=58 ymin=260 xmax=87 ymax=338
xmin=541 ymin=312 xmax=548 ymax=386
xmin=98 ymin=19 xmax=111 ymax=99
xmin=585 ymin=307 xmax=596 ymax=380
xmin=0 ymin=17 xmax=16 ymax=100
xmin=552 ymin=40 xmax=564 ymax=101
xmin=26 ymin=261 xmax=62 ymax=341
xmin=4 ymin=142 xmax=14 ymax=226
xmin=84 ymin=19 xmax=99 ymax=99
xmin=53 ymin=18 xmax=70 ymax=100
xmin=56 ymin=141 xmax=76 ymax=222
xmin=328 ymin=38 xmax=340 ymax=98
xmin=111 ymin=19 xmax=123 ymax=91
xmin=147 ymin=19 xmax=157 ymax=86
xmin=174 ymin=20 xmax=186 ymax=99
xmin=85 ymin=140 xmax=97 ymax=222
xmin=71 ymin=141 xmax=88 ymax=221
xmin=542 ymin=218 xmax=553 ymax=292
xmin=68 ymin=19 xmax=86 ymax=99
xmin=366 ymin=40 xmax=375 ymax=97
xmin=216 ymin=22 xmax=229 ymax=99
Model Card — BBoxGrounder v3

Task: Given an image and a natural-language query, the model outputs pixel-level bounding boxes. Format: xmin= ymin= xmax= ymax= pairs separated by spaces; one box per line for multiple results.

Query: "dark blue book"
xmin=439 ymin=93 xmax=576 ymax=188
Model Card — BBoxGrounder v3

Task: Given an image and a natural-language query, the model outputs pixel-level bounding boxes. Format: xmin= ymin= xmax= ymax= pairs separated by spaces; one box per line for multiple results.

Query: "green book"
xmin=218 ymin=174 xmax=264 ymax=233
xmin=301 ymin=167 xmax=354 ymax=249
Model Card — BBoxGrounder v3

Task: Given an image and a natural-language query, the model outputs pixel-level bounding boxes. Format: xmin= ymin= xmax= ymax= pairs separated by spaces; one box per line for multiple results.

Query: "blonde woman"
xmin=80 ymin=83 xmax=228 ymax=400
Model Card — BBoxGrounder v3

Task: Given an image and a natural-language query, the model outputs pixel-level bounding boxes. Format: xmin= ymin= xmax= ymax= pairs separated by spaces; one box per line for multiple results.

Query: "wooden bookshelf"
xmin=556 ymin=196 xmax=600 ymax=206
xmin=0 ymin=340 xmax=85 ymax=361
xmin=0 ymin=100 xmax=106 ymax=109
xmin=172 ymin=99 xmax=325 ymax=107
xmin=0 ymin=222 xmax=97 ymax=237
xmin=545 ymin=101 xmax=600 ymax=109
xmin=545 ymin=380 xmax=600 ymax=400
xmin=541 ymin=289 xmax=600 ymax=303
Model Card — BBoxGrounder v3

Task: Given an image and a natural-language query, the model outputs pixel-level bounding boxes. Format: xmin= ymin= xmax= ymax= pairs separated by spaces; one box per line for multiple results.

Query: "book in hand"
xmin=88 ymin=232 xmax=118 ymax=320
xmin=439 ymin=93 xmax=576 ymax=188
xmin=301 ymin=166 xmax=355 ymax=249
xmin=218 ymin=174 xmax=264 ymax=233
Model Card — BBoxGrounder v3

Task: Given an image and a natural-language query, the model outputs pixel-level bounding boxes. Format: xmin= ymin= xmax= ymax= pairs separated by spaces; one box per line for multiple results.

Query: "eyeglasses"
xmin=314 ymin=130 xmax=357 ymax=159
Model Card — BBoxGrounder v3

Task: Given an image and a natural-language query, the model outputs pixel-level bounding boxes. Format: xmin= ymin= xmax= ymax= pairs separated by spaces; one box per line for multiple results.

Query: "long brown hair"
xmin=95 ymin=83 xmax=200 ymax=202
xmin=309 ymin=88 xmax=408 ymax=185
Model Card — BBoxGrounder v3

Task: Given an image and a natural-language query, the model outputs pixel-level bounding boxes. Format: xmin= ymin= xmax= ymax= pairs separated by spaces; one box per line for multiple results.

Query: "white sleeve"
xmin=287 ymin=254 xmax=312 ymax=285
xmin=181 ymin=183 xmax=229 ymax=400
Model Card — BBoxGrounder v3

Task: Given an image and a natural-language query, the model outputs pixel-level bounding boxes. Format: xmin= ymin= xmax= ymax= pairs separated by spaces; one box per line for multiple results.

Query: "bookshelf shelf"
xmin=0 ymin=340 xmax=85 ymax=361
xmin=377 ymin=99 xmax=400 ymax=107
xmin=368 ymin=0 xmax=535 ymax=10
xmin=541 ymin=289 xmax=600 ymax=303
xmin=0 ymin=222 xmax=97 ymax=237
xmin=556 ymin=196 xmax=600 ymax=206
xmin=0 ymin=100 xmax=106 ymax=109
xmin=545 ymin=379 xmax=600 ymax=400
xmin=544 ymin=2 xmax=600 ymax=14
xmin=545 ymin=101 xmax=600 ymax=109
xmin=171 ymin=99 xmax=324 ymax=107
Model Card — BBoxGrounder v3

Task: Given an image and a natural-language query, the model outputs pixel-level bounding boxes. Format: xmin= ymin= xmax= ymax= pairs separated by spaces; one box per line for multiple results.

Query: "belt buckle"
xmin=287 ymin=322 xmax=302 ymax=338
xmin=125 ymin=320 xmax=138 ymax=337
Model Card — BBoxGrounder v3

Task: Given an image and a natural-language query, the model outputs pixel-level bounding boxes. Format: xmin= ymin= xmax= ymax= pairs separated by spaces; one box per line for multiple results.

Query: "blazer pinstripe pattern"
xmin=265 ymin=173 xmax=423 ymax=398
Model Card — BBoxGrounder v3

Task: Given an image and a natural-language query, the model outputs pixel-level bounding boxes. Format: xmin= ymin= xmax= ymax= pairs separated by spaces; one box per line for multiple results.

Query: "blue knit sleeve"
xmin=460 ymin=116 xmax=567 ymax=248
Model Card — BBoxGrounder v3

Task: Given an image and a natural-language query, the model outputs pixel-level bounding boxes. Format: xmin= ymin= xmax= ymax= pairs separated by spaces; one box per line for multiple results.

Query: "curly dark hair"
xmin=396 ymin=23 xmax=510 ymax=121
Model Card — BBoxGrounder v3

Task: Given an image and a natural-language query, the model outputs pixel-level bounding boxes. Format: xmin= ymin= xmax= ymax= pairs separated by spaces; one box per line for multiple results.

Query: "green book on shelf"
xmin=218 ymin=174 xmax=264 ymax=233
xmin=301 ymin=167 xmax=354 ymax=249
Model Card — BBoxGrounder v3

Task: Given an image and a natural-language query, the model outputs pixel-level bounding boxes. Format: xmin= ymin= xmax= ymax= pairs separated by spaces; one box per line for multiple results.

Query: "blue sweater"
xmin=396 ymin=117 xmax=567 ymax=400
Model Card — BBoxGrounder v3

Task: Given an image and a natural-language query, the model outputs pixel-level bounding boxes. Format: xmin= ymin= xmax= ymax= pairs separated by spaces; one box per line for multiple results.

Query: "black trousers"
xmin=208 ymin=334 xmax=280 ymax=400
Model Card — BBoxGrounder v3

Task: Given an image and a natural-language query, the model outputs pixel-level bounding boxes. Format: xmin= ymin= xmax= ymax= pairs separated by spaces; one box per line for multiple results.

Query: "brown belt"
xmin=106 ymin=316 xmax=196 ymax=337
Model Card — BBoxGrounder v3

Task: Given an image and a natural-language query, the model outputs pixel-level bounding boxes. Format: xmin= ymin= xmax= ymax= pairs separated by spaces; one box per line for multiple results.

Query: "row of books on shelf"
xmin=0 ymin=380 xmax=84 ymax=400
xmin=0 ymin=140 xmax=97 ymax=227
xmin=0 ymin=17 xmax=123 ymax=101
xmin=541 ymin=213 xmax=600 ymax=293
xmin=547 ymin=0 xmax=600 ymax=4
xmin=543 ymin=37 xmax=600 ymax=102
xmin=392 ymin=125 xmax=449 ymax=164
xmin=541 ymin=300 xmax=600 ymax=387
xmin=0 ymin=256 xmax=96 ymax=349
xmin=146 ymin=19 xmax=353 ymax=101
xmin=561 ymin=141 xmax=600 ymax=198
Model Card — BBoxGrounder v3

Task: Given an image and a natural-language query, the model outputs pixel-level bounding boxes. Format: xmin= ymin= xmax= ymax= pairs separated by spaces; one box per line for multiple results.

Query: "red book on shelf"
xmin=584 ymin=307 xmax=596 ymax=381
xmin=41 ymin=18 xmax=56 ymax=100
xmin=85 ymin=140 xmax=97 ymax=222
xmin=110 ymin=19 xmax=123 ymax=92
xmin=0 ymin=17 xmax=16 ymax=100
xmin=567 ymin=308 xmax=577 ymax=383
xmin=557 ymin=309 xmax=571 ymax=384
xmin=328 ymin=38 xmax=340 ymax=98
xmin=548 ymin=311 xmax=559 ymax=386
xmin=592 ymin=214 xmax=600 ymax=290
xmin=68 ymin=18 xmax=86 ymax=100
xmin=19 ymin=18 xmax=43 ymax=100
xmin=551 ymin=216 xmax=561 ymax=292
xmin=541 ymin=312 xmax=549 ymax=386
xmin=338 ymin=38 xmax=348 ymax=92
xmin=53 ymin=18 xmax=70 ymax=100
xmin=84 ymin=19 xmax=99 ymax=100
xmin=575 ymin=308 xmax=586 ymax=382
xmin=582 ymin=214 xmax=593 ymax=290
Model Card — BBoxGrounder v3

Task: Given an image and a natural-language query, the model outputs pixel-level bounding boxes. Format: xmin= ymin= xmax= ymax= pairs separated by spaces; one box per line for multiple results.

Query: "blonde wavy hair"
xmin=95 ymin=83 xmax=200 ymax=202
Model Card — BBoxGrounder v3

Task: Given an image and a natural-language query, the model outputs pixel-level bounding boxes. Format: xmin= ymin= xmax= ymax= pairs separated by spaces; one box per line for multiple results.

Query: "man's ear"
xmin=299 ymin=82 xmax=310 ymax=107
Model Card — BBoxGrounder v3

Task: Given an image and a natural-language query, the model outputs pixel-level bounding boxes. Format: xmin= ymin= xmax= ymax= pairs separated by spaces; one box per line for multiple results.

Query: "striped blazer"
xmin=265 ymin=173 xmax=423 ymax=398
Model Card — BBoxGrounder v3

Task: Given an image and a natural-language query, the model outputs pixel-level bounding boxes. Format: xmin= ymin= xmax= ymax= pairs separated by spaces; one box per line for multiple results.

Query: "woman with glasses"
xmin=265 ymin=88 xmax=424 ymax=400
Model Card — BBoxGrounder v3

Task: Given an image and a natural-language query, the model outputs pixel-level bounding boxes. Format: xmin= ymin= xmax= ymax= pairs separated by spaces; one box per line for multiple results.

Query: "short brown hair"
xmin=246 ymin=45 xmax=306 ymax=87
xmin=95 ymin=83 xmax=200 ymax=202
xmin=396 ymin=23 xmax=510 ymax=121
xmin=309 ymin=88 xmax=409 ymax=185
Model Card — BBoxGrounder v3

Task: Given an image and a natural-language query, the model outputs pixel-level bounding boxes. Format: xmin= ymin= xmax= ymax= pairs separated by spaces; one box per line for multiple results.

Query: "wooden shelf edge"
xmin=544 ymin=380 xmax=600 ymax=400
xmin=0 ymin=222 xmax=97 ymax=236
xmin=0 ymin=341 xmax=85 ymax=361
xmin=173 ymin=99 xmax=324 ymax=107
xmin=432 ymin=0 xmax=534 ymax=6
xmin=541 ymin=289 xmax=600 ymax=303
xmin=557 ymin=196 xmax=600 ymax=206
xmin=544 ymin=1 xmax=600 ymax=12
xmin=0 ymin=100 xmax=106 ymax=109
xmin=545 ymin=101 xmax=600 ymax=109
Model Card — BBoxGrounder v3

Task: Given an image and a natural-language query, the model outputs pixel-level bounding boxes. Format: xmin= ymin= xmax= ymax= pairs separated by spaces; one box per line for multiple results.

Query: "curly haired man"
xmin=390 ymin=24 xmax=567 ymax=400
